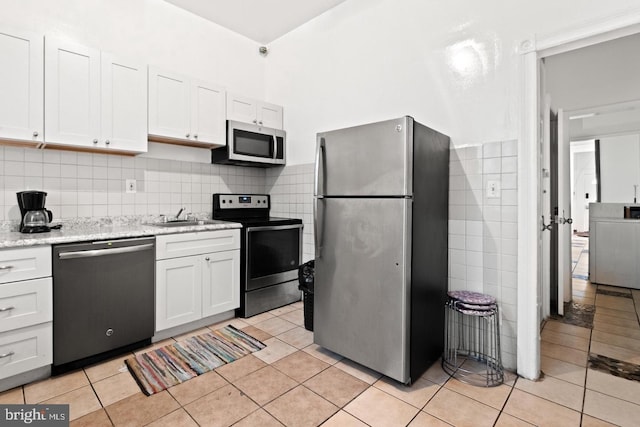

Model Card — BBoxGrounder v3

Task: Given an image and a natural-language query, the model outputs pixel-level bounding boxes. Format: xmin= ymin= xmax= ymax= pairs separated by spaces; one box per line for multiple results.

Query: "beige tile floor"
xmin=1 ymin=237 xmax=639 ymax=426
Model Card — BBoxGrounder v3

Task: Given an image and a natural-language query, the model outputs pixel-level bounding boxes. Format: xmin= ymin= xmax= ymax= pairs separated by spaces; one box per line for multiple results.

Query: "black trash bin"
xmin=298 ymin=260 xmax=315 ymax=331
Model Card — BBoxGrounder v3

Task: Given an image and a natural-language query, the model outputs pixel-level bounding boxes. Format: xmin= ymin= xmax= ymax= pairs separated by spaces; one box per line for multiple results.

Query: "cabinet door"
xmin=101 ymin=53 xmax=147 ymax=153
xmin=226 ymin=94 xmax=257 ymax=124
xmin=156 ymin=256 xmax=202 ymax=331
xmin=0 ymin=27 xmax=43 ymax=144
xmin=0 ymin=277 xmax=52 ymax=333
xmin=258 ymin=102 xmax=283 ymax=129
xmin=0 ymin=323 xmax=52 ymax=380
xmin=202 ymin=250 xmax=240 ymax=318
xmin=594 ymin=222 xmax=637 ymax=287
xmin=190 ymin=80 xmax=226 ymax=146
xmin=45 ymin=38 xmax=100 ymax=147
xmin=148 ymin=67 xmax=190 ymax=141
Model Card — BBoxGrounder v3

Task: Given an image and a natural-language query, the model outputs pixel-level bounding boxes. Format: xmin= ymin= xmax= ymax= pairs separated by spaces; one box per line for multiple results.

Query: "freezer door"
xmin=314 ymin=197 xmax=412 ymax=383
xmin=315 ymin=116 xmax=413 ymax=197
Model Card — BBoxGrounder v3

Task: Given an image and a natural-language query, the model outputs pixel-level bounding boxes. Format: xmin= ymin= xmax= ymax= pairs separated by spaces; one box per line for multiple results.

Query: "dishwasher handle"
xmin=58 ymin=243 xmax=154 ymax=260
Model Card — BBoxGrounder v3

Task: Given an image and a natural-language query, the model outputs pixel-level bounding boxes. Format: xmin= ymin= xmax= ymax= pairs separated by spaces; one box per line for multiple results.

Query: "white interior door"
xmin=541 ymin=94 xmax=551 ymax=319
xmin=557 ymin=109 xmax=572 ymax=312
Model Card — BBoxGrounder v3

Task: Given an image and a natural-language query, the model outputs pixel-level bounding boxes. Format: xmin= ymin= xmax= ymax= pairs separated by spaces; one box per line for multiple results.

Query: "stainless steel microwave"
xmin=212 ymin=120 xmax=286 ymax=167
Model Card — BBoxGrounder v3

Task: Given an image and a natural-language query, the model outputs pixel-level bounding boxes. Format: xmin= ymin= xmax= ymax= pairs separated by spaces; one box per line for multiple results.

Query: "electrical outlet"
xmin=126 ymin=179 xmax=137 ymax=193
xmin=487 ymin=180 xmax=500 ymax=198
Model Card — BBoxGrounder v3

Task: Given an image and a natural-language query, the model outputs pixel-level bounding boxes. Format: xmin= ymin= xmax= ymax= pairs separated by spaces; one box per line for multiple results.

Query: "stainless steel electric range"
xmin=213 ymin=194 xmax=303 ymax=318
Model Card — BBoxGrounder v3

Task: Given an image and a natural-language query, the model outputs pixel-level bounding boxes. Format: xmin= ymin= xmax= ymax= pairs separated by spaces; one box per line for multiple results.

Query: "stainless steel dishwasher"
xmin=52 ymin=237 xmax=155 ymax=373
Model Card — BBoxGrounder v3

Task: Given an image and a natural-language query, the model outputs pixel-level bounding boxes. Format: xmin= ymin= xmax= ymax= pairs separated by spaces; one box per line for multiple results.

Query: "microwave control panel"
xmin=214 ymin=194 xmax=270 ymax=210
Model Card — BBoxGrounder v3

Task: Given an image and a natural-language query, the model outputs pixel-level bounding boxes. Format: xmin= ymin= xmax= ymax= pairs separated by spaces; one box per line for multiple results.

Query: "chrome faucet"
xmin=175 ymin=207 xmax=185 ymax=220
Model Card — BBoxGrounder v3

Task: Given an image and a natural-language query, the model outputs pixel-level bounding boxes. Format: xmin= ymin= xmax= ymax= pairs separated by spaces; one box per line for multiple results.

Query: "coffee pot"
xmin=17 ymin=191 xmax=53 ymax=233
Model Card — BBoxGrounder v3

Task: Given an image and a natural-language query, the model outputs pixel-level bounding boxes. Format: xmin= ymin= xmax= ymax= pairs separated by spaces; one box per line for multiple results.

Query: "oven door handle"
xmin=246 ymin=224 xmax=303 ymax=233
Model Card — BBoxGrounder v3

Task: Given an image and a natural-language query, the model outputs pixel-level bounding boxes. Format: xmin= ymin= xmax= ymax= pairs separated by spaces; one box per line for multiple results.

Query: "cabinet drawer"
xmin=0 ymin=322 xmax=52 ymax=380
xmin=156 ymin=230 xmax=240 ymax=260
xmin=0 ymin=246 xmax=51 ymax=284
xmin=0 ymin=277 xmax=52 ymax=333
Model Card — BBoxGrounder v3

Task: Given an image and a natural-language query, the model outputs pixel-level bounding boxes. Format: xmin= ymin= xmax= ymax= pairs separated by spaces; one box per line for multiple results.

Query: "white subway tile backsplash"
xmin=466 ymin=250 xmax=483 ymax=267
xmin=466 ymin=174 xmax=483 ymax=190
xmin=502 ymin=140 xmax=518 ymax=157
xmin=502 ymin=206 xmax=517 ymax=222
xmin=502 ymin=173 xmax=517 ymax=190
xmin=449 ymin=219 xmax=465 ymax=235
xmin=483 ymin=158 xmax=501 ymax=174
xmin=502 ymin=189 xmax=518 ymax=206
xmin=483 ymin=141 xmax=502 ymax=158
xmin=465 ymin=220 xmax=483 ymax=236
xmin=464 ymin=158 xmax=483 ymax=175
xmin=465 ymin=235 xmax=483 ymax=252
xmin=502 ymin=156 xmax=517 ymax=173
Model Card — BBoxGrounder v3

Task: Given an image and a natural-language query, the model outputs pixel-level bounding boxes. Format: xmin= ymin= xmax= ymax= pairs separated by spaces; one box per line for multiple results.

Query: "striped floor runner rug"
xmin=125 ymin=325 xmax=266 ymax=396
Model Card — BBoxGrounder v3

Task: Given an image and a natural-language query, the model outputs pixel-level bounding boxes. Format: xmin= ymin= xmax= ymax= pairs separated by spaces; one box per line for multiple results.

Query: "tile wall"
xmin=266 ymin=164 xmax=315 ymax=262
xmin=0 ymin=146 xmax=266 ymax=225
xmin=448 ymin=140 xmax=518 ymax=369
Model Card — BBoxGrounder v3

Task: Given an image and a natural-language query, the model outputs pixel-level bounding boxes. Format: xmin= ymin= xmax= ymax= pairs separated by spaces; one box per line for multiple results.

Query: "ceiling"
xmin=163 ymin=0 xmax=348 ymax=44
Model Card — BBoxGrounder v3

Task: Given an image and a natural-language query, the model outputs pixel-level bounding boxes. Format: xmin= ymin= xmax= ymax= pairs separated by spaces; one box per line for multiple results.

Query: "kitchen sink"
xmin=147 ymin=219 xmax=226 ymax=228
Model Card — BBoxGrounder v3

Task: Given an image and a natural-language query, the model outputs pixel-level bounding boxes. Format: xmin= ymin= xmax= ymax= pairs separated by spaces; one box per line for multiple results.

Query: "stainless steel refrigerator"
xmin=314 ymin=116 xmax=450 ymax=384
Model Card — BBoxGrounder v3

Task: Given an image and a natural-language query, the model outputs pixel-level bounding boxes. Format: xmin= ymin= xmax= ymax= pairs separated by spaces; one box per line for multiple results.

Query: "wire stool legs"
xmin=442 ymin=298 xmax=504 ymax=387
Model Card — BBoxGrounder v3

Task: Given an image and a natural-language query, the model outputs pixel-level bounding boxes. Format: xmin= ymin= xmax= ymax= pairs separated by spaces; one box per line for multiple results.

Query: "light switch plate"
xmin=487 ymin=180 xmax=500 ymax=198
xmin=126 ymin=179 xmax=137 ymax=193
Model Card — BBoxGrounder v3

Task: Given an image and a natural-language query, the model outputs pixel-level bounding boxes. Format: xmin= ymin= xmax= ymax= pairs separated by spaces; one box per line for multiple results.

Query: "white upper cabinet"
xmin=148 ymin=67 xmax=226 ymax=147
xmin=101 ymin=53 xmax=148 ymax=153
xmin=0 ymin=27 xmax=44 ymax=145
xmin=45 ymin=38 xmax=147 ymax=154
xmin=227 ymin=93 xmax=283 ymax=129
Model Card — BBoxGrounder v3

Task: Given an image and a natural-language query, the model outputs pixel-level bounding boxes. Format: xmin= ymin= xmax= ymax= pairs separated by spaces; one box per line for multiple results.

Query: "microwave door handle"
xmin=273 ymin=134 xmax=278 ymax=160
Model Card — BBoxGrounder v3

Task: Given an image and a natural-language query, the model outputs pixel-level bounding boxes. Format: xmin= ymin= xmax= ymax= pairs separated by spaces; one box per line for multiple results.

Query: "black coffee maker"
xmin=17 ymin=191 xmax=53 ymax=233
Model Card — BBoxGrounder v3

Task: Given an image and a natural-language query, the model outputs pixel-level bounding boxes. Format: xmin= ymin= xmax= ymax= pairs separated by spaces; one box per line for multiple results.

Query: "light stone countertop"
xmin=0 ymin=218 xmax=242 ymax=249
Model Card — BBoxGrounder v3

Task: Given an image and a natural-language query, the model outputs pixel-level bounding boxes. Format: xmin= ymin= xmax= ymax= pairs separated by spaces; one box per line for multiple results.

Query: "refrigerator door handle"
xmin=315 ymin=137 xmax=326 ymax=196
xmin=314 ymin=196 xmax=324 ymax=259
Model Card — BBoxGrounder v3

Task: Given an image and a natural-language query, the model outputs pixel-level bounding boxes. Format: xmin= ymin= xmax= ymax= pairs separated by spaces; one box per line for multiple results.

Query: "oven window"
xmin=234 ymin=129 xmax=273 ymax=158
xmin=248 ymin=227 xmax=300 ymax=280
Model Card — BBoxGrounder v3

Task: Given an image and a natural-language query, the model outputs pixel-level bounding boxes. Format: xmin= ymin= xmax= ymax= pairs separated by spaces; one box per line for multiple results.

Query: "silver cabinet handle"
xmin=33 ymin=131 xmax=39 ymax=137
xmin=186 ymin=133 xmax=190 ymax=138
xmin=0 ymin=306 xmax=15 ymax=312
xmin=204 ymin=257 xmax=210 ymax=261
xmin=194 ymin=134 xmax=198 ymax=139
xmin=93 ymin=139 xmax=98 ymax=144
xmin=0 ymin=265 xmax=13 ymax=270
xmin=0 ymin=351 xmax=14 ymax=358
xmin=258 ymin=121 xmax=263 ymax=125
xmin=105 ymin=140 xmax=110 ymax=145
xmin=252 ymin=119 xmax=257 ymax=124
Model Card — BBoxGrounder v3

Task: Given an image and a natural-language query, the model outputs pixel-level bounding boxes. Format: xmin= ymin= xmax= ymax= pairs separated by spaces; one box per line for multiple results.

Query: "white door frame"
xmin=517 ymin=11 xmax=640 ymax=380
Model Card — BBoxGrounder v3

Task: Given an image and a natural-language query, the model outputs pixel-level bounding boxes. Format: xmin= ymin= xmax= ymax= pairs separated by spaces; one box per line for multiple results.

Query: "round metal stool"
xmin=442 ymin=291 xmax=504 ymax=387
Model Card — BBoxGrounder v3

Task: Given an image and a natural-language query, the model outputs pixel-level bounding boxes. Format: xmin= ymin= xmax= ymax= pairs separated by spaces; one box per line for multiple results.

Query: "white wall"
xmin=265 ymin=0 xmax=640 ymax=166
xmin=545 ymin=33 xmax=640 ymax=113
xmin=571 ymin=147 xmax=596 ymax=232
xmin=600 ymin=134 xmax=640 ymax=203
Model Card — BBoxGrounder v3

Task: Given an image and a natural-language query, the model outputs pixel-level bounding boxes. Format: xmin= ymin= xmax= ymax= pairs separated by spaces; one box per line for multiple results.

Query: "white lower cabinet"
xmin=0 ymin=246 xmax=52 ymax=381
xmin=155 ymin=231 xmax=240 ymax=332
xmin=0 ymin=323 xmax=52 ymax=380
